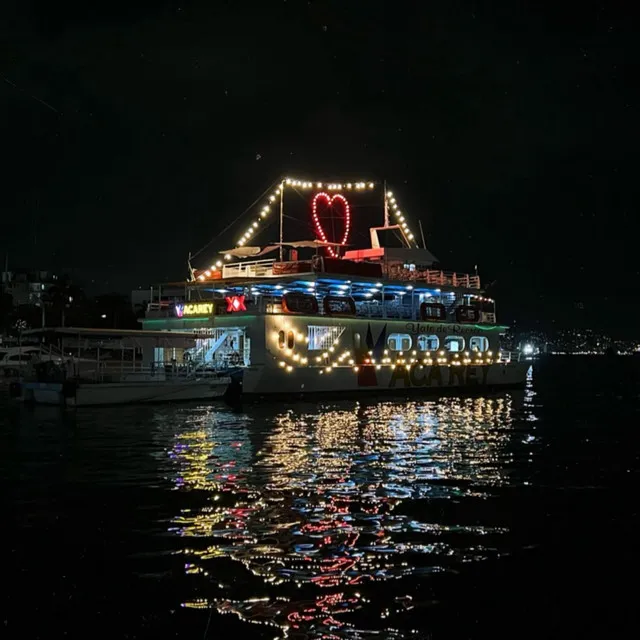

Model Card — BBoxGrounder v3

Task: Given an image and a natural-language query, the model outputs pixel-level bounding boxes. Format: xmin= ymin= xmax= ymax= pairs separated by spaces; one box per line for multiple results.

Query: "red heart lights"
xmin=311 ymin=192 xmax=351 ymax=258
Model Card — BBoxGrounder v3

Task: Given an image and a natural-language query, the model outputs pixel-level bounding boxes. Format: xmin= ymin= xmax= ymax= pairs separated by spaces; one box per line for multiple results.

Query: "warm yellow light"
xmin=278 ymin=361 xmax=286 ymax=368
xmin=368 ymin=182 xmax=374 ymax=188
xmin=286 ymin=365 xmax=293 ymax=372
xmin=353 ymin=366 xmax=359 ymax=372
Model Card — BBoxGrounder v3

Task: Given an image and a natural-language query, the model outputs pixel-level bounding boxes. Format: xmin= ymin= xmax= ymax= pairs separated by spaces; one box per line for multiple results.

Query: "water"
xmin=2 ymin=358 xmax=639 ymax=639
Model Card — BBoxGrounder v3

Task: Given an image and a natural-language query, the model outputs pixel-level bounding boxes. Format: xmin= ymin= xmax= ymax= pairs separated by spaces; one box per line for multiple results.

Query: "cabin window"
xmin=278 ymin=330 xmax=285 ymax=348
xmin=307 ymin=325 xmax=346 ymax=351
xmin=387 ymin=333 xmax=412 ymax=351
xmin=287 ymin=331 xmax=295 ymax=349
xmin=417 ymin=334 xmax=439 ymax=351
xmin=8 ymin=353 xmax=32 ymax=362
xmin=443 ymin=336 xmax=465 ymax=352
xmin=354 ymin=332 xmax=361 ymax=350
xmin=469 ymin=336 xmax=489 ymax=352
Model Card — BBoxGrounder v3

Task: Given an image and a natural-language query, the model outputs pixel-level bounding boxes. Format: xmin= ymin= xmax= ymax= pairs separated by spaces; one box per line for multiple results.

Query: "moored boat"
xmin=17 ymin=328 xmax=238 ymax=407
xmin=140 ymin=176 xmax=529 ymax=397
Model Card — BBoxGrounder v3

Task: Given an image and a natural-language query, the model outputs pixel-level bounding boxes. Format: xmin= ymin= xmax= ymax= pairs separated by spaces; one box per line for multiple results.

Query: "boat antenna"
xmin=418 ymin=220 xmax=427 ymax=249
xmin=383 ymin=179 xmax=389 ymax=227
xmin=187 ymin=251 xmax=195 ymax=281
xmin=279 ymin=179 xmax=285 ymax=262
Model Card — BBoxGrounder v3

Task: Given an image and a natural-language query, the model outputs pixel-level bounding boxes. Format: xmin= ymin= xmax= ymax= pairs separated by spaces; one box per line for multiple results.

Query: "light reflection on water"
xmin=161 ymin=390 xmax=537 ymax=638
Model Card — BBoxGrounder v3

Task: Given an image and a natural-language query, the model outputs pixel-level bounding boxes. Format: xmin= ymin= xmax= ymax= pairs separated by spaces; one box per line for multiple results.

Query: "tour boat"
xmin=141 ymin=176 xmax=528 ymax=397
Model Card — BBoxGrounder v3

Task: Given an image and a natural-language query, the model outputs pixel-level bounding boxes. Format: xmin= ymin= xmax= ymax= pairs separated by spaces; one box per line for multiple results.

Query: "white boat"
xmin=21 ymin=375 xmax=232 ymax=407
xmin=18 ymin=328 xmax=237 ymax=407
xmin=137 ymin=175 xmax=529 ymax=397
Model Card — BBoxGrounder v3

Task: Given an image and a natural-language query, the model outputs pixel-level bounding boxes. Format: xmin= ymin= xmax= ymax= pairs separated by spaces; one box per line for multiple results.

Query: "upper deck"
xmin=203 ymin=257 xmax=481 ymax=290
xmin=147 ymin=257 xmax=495 ymax=325
xmin=156 ymin=175 xmax=498 ymax=326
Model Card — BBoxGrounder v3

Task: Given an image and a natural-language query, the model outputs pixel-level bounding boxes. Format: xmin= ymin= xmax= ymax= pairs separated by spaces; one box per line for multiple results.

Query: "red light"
xmin=311 ymin=192 xmax=351 ymax=257
xmin=225 ymin=295 xmax=246 ymax=312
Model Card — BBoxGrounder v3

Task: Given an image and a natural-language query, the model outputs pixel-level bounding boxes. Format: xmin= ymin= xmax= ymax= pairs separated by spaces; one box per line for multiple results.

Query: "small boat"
xmin=17 ymin=328 xmax=240 ymax=407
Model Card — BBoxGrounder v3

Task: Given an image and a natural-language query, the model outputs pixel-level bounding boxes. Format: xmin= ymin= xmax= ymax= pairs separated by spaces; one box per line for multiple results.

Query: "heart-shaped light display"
xmin=311 ymin=192 xmax=351 ymax=258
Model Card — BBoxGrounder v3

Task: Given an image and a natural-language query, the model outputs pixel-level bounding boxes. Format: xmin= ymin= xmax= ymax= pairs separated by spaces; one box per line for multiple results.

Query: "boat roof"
xmin=22 ymin=327 xmax=199 ymax=339
xmin=184 ymin=274 xmax=486 ymax=297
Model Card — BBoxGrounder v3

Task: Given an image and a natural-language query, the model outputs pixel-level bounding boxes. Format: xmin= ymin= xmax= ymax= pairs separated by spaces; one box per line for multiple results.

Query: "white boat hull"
xmin=22 ymin=378 xmax=230 ymax=407
xmin=241 ymin=362 xmax=530 ymax=396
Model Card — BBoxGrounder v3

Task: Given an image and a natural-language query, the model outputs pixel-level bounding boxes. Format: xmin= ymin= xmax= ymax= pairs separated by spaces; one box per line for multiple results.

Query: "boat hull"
xmin=242 ymin=362 xmax=530 ymax=397
xmin=22 ymin=378 xmax=230 ymax=407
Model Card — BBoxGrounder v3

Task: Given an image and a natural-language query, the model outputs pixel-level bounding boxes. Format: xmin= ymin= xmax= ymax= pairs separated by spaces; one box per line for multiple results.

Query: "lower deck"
xmin=140 ymin=313 xmax=527 ymax=394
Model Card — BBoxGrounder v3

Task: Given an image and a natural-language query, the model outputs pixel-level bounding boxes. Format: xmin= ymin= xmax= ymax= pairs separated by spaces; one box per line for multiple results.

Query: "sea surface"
xmin=2 ymin=357 xmax=639 ymax=639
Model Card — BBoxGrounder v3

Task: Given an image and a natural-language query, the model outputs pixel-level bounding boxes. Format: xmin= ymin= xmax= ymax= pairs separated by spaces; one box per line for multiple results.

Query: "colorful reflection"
xmin=164 ymin=394 xmax=530 ymax=638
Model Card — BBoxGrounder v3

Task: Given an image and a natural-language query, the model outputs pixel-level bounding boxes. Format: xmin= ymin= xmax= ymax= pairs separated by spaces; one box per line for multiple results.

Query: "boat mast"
xmin=383 ymin=179 xmax=389 ymax=227
xmin=279 ymin=179 xmax=285 ymax=262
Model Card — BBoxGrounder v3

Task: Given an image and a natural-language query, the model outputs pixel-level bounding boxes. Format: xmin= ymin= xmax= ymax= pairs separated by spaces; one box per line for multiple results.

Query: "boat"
xmin=140 ymin=176 xmax=529 ymax=397
xmin=16 ymin=328 xmax=238 ymax=407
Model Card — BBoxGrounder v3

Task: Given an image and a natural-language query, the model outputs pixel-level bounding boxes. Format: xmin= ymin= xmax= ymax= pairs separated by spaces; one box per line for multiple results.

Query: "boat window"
xmin=387 ymin=333 xmax=412 ymax=351
xmin=417 ymin=334 xmax=439 ymax=351
xmin=278 ymin=331 xmax=285 ymax=348
xmin=287 ymin=331 xmax=295 ymax=349
xmin=469 ymin=336 xmax=489 ymax=352
xmin=8 ymin=353 xmax=32 ymax=362
xmin=307 ymin=325 xmax=346 ymax=350
xmin=443 ymin=336 xmax=465 ymax=352
xmin=354 ymin=332 xmax=361 ymax=350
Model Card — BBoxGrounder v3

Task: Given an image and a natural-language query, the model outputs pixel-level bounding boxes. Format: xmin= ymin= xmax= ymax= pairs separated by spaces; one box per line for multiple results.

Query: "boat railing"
xmin=384 ymin=266 xmax=481 ymax=289
xmin=78 ymin=360 xmax=228 ymax=383
xmin=498 ymin=350 xmax=521 ymax=363
xmin=222 ymin=259 xmax=275 ymax=279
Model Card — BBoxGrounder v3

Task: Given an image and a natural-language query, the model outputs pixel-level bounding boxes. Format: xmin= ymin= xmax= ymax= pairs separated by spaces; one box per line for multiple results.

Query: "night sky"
xmin=2 ymin=1 xmax=637 ymax=332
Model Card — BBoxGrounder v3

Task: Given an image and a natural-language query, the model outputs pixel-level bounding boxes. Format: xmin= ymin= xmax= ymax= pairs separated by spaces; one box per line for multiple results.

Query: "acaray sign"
xmin=175 ymin=303 xmax=214 ymax=318
xmin=388 ymin=364 xmax=491 ymax=388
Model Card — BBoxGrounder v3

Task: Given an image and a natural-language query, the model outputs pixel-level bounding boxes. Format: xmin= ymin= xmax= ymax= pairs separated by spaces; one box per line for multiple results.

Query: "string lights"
xmin=271 ymin=321 xmax=498 ymax=374
xmin=385 ymin=190 xmax=419 ymax=248
xmin=193 ymin=176 xmax=422 ymax=275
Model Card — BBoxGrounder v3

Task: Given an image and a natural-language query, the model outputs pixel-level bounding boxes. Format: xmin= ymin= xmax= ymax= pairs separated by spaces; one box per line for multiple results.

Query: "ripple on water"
xmin=159 ymin=394 xmax=535 ymax=638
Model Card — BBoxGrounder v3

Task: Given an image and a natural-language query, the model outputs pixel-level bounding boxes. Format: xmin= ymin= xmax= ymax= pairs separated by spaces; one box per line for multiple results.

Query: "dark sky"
xmin=2 ymin=1 xmax=638 ymax=331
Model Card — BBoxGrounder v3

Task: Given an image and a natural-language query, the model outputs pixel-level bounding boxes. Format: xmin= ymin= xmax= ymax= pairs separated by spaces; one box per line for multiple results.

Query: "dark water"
xmin=2 ymin=358 xmax=639 ymax=639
